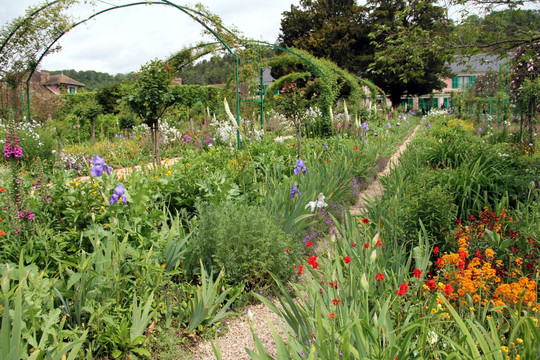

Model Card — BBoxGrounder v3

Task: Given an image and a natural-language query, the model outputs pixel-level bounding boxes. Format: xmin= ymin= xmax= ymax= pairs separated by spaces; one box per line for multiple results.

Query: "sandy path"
xmin=192 ymin=125 xmax=420 ymax=359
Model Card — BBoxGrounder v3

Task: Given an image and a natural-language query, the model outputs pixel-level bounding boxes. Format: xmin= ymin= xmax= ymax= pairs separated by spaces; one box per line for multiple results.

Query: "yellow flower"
xmin=500 ymin=346 xmax=508 ymax=353
xmin=185 ymin=163 xmax=190 ymax=167
xmin=485 ymin=248 xmax=495 ymax=258
xmin=516 ymin=338 xmax=523 ymax=345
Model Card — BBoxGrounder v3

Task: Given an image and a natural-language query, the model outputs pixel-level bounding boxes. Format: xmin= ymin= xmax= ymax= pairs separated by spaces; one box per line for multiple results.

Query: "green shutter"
xmin=452 ymin=76 xmax=458 ymax=89
xmin=469 ymin=76 xmax=476 ymax=86
xmin=408 ymin=98 xmax=413 ymax=107
xmin=433 ymin=98 xmax=438 ymax=108
xmin=419 ymin=98 xmax=425 ymax=108
xmin=443 ymin=98 xmax=448 ymax=108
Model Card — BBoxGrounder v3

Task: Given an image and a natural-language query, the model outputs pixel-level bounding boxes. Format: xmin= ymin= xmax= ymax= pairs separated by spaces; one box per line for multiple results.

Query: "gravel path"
xmin=192 ymin=125 xmax=421 ymax=359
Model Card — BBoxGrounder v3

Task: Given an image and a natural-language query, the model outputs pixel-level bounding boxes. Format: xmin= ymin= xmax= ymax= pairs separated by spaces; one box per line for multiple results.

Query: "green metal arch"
xmin=5 ymin=0 xmax=245 ymax=147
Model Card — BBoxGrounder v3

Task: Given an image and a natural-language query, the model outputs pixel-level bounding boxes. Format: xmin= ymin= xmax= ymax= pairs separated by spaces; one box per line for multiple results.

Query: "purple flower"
xmin=361 ymin=122 xmax=370 ymax=131
xmin=291 ymin=185 xmax=301 ymax=198
xmin=387 ymin=122 xmax=391 ymax=129
xmin=294 ymin=159 xmax=308 ymax=175
xmin=91 ymin=155 xmax=112 ymax=177
xmin=110 ymin=183 xmax=127 ymax=205
xmin=478 ymin=128 xmax=483 ymax=133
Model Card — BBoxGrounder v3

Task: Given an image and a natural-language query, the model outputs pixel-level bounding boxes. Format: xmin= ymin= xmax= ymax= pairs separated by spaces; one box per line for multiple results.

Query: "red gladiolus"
xmin=308 ymin=256 xmax=318 ymax=269
xmin=331 ymin=298 xmax=341 ymax=306
xmin=413 ymin=269 xmax=422 ymax=278
xmin=444 ymin=283 xmax=454 ymax=296
xmin=306 ymin=241 xmax=313 ymax=248
xmin=376 ymin=239 xmax=382 ymax=247
xmin=352 ymin=241 xmax=357 ymax=247
xmin=364 ymin=243 xmax=369 ymax=249
xmin=298 ymin=265 xmax=304 ymax=275
xmin=329 ymin=313 xmax=335 ymax=318
xmin=344 ymin=256 xmax=351 ymax=264
xmin=376 ymin=273 xmax=385 ymax=281
xmin=396 ymin=283 xmax=408 ymax=295
xmin=426 ymin=280 xmax=436 ymax=290
xmin=362 ymin=218 xmax=369 ymax=224
xmin=433 ymin=247 xmax=439 ymax=255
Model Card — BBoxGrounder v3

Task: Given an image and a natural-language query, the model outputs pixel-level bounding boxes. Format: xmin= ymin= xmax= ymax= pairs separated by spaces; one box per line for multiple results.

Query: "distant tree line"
xmin=49 ymin=69 xmax=129 ymax=91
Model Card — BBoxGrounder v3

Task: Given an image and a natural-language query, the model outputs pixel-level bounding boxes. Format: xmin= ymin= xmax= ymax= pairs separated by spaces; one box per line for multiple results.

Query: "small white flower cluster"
xmin=132 ymin=120 xmax=183 ymax=147
xmin=0 ymin=118 xmax=44 ymax=147
xmin=209 ymin=116 xmax=264 ymax=147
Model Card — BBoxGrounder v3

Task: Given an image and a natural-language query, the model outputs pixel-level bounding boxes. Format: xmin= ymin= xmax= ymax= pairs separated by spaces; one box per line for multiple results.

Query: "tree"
xmin=279 ymin=0 xmax=373 ymax=75
xmin=367 ymin=0 xmax=453 ymax=107
xmin=0 ymin=0 xmax=75 ymax=86
xmin=96 ymin=83 xmax=122 ymax=115
xmin=452 ymin=9 xmax=540 ymax=55
xmin=123 ymin=60 xmax=176 ymax=165
xmin=74 ymin=100 xmax=102 ymax=146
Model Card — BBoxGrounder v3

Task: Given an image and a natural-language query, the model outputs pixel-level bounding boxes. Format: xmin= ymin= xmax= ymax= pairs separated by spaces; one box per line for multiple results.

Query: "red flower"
xmin=413 ymin=269 xmax=422 ymax=278
xmin=364 ymin=243 xmax=369 ymax=249
xmin=444 ymin=283 xmax=454 ymax=296
xmin=354 ymin=145 xmax=358 ymax=151
xmin=426 ymin=280 xmax=436 ymax=290
xmin=476 ymin=250 xmax=482 ymax=258
xmin=306 ymin=241 xmax=313 ymax=248
xmin=344 ymin=256 xmax=351 ymax=264
xmin=362 ymin=218 xmax=369 ymax=224
xmin=376 ymin=273 xmax=385 ymax=281
xmin=0 ymin=188 xmax=5 ymax=192
xmin=458 ymin=260 xmax=465 ymax=270
xmin=458 ymin=250 xmax=467 ymax=259
xmin=298 ymin=265 xmax=304 ymax=275
xmin=331 ymin=298 xmax=341 ymax=306
xmin=320 ymin=288 xmax=324 ymax=294
xmin=433 ymin=247 xmax=439 ymax=255
xmin=436 ymin=258 xmax=443 ymax=268
xmin=0 ymin=230 xmax=5 ymax=236
xmin=329 ymin=313 xmax=335 ymax=318
xmin=308 ymin=256 xmax=318 ymax=269
xmin=330 ymin=281 xmax=338 ymax=289
xmin=376 ymin=239 xmax=382 ymax=247
xmin=286 ymin=248 xmax=290 ymax=253
xmin=395 ymin=283 xmax=408 ymax=295
xmin=352 ymin=241 xmax=357 ymax=247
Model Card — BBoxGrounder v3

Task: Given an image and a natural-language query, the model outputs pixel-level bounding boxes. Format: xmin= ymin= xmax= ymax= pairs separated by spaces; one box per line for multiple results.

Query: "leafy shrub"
xmin=194 ymin=201 xmax=298 ymax=291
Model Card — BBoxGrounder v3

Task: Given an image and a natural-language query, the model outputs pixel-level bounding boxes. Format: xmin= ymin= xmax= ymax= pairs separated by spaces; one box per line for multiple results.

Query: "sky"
xmin=0 ymin=0 xmax=301 ymax=74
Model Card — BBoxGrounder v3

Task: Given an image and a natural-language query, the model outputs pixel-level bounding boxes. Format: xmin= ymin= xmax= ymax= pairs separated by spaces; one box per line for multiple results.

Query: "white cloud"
xmin=1 ymin=0 xmax=300 ymax=74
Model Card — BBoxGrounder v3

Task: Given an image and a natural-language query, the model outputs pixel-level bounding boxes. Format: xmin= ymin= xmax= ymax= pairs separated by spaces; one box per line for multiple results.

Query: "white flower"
xmin=428 ymin=331 xmax=438 ymax=344
xmin=305 ymin=193 xmax=328 ymax=212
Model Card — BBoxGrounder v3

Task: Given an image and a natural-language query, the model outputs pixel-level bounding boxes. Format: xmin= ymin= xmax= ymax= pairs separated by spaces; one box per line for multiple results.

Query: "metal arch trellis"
xmin=2 ymin=0 xmax=247 ymax=148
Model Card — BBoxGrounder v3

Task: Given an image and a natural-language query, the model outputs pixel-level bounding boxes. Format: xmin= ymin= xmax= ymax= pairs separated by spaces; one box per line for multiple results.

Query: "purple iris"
xmin=361 ymin=122 xmax=370 ymax=131
xmin=91 ymin=155 xmax=112 ymax=177
xmin=294 ymin=159 xmax=308 ymax=175
xmin=291 ymin=185 xmax=301 ymax=198
xmin=110 ymin=183 xmax=127 ymax=205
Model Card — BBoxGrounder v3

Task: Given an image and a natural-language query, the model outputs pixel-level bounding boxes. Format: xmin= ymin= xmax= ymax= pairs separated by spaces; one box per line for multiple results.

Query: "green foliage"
xmin=194 ymin=202 xmax=298 ymax=291
xmin=51 ymin=69 xmax=129 ymax=91
xmin=177 ymin=54 xmax=235 ymax=85
xmin=279 ymin=0 xmax=372 ymax=75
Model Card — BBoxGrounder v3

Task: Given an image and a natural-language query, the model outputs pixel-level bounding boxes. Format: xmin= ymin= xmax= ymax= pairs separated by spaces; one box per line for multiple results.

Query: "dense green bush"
xmin=194 ymin=201 xmax=298 ymax=291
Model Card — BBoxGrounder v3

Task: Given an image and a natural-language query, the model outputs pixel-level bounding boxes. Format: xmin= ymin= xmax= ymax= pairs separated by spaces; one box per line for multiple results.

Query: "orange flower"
xmin=0 ymin=230 xmax=5 ymax=236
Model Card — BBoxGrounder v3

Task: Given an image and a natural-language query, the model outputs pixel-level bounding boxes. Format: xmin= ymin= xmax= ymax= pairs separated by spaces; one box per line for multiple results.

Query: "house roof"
xmin=43 ymin=74 xmax=86 ymax=87
xmin=450 ymin=54 xmax=507 ymax=74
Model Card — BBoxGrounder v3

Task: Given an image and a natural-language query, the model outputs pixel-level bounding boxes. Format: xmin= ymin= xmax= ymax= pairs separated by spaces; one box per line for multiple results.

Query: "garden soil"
xmin=192 ymin=125 xmax=420 ymax=360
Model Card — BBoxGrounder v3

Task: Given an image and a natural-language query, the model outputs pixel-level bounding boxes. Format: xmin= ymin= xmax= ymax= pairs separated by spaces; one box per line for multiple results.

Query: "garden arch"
xmin=0 ymin=0 xmax=246 ymax=147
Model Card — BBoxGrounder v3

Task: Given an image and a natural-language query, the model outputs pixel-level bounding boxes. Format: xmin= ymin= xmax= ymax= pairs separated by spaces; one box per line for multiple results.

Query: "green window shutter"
xmin=452 ymin=76 xmax=458 ymax=89
xmin=469 ymin=76 xmax=476 ymax=86
xmin=419 ymin=98 xmax=425 ymax=108
xmin=444 ymin=98 xmax=448 ymax=108
xmin=408 ymin=98 xmax=413 ymax=107
xmin=433 ymin=98 xmax=438 ymax=108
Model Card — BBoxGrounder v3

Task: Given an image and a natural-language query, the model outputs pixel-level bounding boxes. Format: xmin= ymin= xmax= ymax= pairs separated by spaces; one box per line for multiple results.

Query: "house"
xmin=39 ymin=70 xmax=86 ymax=94
xmin=402 ymin=55 xmax=506 ymax=111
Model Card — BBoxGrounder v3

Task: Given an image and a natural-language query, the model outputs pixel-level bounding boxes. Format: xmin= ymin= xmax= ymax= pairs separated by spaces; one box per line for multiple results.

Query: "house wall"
xmin=45 ymin=84 xmax=61 ymax=95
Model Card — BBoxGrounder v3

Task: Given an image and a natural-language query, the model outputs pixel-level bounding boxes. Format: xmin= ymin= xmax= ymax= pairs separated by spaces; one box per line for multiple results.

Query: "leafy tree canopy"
xmin=367 ymin=0 xmax=453 ymax=106
xmin=452 ymin=8 xmax=540 ymax=55
xmin=279 ymin=0 xmax=373 ymax=75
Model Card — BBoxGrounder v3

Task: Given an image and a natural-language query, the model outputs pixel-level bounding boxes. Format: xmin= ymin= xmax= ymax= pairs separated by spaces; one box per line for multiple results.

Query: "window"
xmin=443 ymin=98 xmax=449 ymax=108
xmin=68 ymin=86 xmax=76 ymax=94
xmin=452 ymin=76 xmax=476 ymax=89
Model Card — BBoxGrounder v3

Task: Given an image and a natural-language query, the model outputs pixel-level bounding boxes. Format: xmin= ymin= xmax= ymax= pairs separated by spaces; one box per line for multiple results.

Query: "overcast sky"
xmin=0 ymin=0 xmax=301 ymax=74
